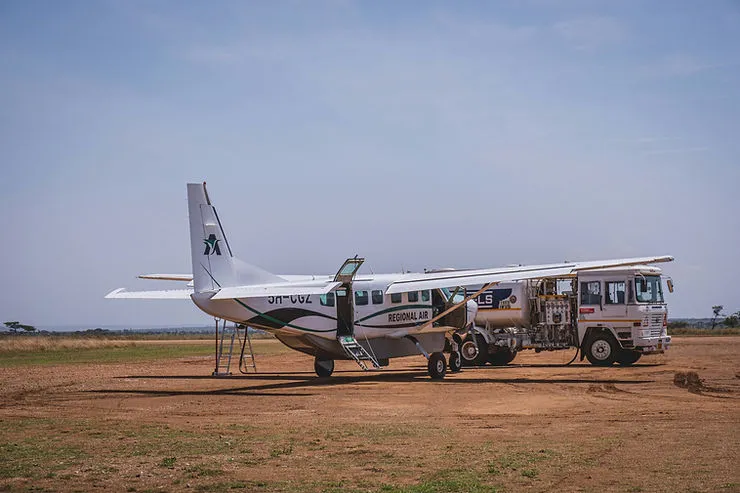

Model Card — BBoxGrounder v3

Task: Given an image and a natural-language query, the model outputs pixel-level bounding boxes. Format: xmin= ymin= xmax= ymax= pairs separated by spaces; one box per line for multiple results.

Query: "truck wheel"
xmin=616 ymin=350 xmax=641 ymax=366
xmin=460 ymin=334 xmax=488 ymax=366
xmin=449 ymin=351 xmax=462 ymax=373
xmin=488 ymin=348 xmax=516 ymax=366
xmin=585 ymin=334 xmax=617 ymax=366
xmin=428 ymin=352 xmax=447 ymax=380
xmin=314 ymin=358 xmax=334 ymax=377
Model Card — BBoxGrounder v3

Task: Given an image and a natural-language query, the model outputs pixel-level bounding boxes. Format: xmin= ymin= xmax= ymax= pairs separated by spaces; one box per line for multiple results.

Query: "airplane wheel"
xmin=488 ymin=348 xmax=516 ymax=366
xmin=428 ymin=352 xmax=447 ymax=380
xmin=314 ymin=358 xmax=334 ymax=377
xmin=616 ymin=350 xmax=641 ymax=366
xmin=460 ymin=334 xmax=488 ymax=366
xmin=449 ymin=351 xmax=462 ymax=373
xmin=585 ymin=334 xmax=617 ymax=366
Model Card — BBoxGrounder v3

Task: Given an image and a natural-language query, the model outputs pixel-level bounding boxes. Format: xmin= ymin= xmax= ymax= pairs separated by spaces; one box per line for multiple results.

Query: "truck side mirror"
xmin=666 ymin=279 xmax=674 ymax=293
xmin=639 ymin=279 xmax=648 ymax=291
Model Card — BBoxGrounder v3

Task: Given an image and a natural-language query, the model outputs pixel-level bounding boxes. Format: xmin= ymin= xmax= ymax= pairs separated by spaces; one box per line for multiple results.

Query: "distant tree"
xmin=3 ymin=321 xmax=37 ymax=333
xmin=723 ymin=311 xmax=740 ymax=328
xmin=711 ymin=306 xmax=724 ymax=330
xmin=667 ymin=320 xmax=689 ymax=329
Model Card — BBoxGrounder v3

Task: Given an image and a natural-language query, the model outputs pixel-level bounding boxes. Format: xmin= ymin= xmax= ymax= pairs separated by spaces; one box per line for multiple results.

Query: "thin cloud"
xmin=552 ymin=15 xmax=627 ymax=51
xmin=644 ymin=147 xmax=709 ymax=156
xmin=642 ymin=54 xmax=739 ymax=78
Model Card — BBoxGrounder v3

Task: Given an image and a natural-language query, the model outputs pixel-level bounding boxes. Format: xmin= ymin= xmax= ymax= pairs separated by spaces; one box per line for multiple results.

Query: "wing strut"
xmin=418 ymin=281 xmax=501 ymax=334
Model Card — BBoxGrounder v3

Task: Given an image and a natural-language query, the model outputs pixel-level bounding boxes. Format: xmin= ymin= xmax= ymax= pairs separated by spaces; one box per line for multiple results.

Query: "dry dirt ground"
xmin=1 ymin=337 xmax=738 ymax=493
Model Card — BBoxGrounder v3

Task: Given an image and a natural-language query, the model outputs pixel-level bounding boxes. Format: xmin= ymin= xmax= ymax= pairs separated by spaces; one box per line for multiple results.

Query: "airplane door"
xmin=335 ymin=288 xmax=353 ymax=337
xmin=333 ymin=257 xmax=365 ymax=337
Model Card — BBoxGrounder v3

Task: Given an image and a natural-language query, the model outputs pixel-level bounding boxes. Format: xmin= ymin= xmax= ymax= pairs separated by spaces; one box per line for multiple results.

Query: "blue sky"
xmin=1 ymin=0 xmax=738 ymax=327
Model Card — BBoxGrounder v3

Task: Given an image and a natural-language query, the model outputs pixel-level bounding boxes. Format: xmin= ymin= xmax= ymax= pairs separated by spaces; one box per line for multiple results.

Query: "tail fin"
xmin=187 ymin=183 xmax=283 ymax=293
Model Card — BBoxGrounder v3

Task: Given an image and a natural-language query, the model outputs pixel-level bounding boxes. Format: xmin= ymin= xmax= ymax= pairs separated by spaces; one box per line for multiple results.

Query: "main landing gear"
xmin=314 ymin=358 xmax=334 ymax=377
xmin=407 ymin=336 xmax=452 ymax=380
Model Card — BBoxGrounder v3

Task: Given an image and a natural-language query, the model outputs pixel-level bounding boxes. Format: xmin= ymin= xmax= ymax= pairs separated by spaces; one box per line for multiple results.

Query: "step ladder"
xmin=337 ymin=335 xmax=381 ymax=370
xmin=237 ymin=325 xmax=257 ymax=374
xmin=213 ymin=321 xmax=258 ymax=376
xmin=213 ymin=319 xmax=236 ymax=376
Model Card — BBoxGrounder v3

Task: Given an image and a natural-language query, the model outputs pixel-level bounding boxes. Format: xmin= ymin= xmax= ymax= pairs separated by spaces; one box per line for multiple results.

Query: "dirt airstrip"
xmin=0 ymin=336 xmax=738 ymax=492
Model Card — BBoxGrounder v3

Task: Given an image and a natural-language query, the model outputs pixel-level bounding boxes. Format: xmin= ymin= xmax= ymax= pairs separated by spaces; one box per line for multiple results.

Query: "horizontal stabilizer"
xmin=138 ymin=274 xmax=193 ymax=282
xmin=211 ymin=281 xmax=342 ymax=300
xmin=105 ymin=288 xmax=193 ymax=300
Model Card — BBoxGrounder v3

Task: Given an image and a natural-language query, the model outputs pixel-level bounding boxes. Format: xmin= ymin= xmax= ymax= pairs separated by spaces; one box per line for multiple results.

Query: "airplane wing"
xmin=385 ymin=255 xmax=674 ymax=294
xmin=105 ymin=288 xmax=194 ymax=299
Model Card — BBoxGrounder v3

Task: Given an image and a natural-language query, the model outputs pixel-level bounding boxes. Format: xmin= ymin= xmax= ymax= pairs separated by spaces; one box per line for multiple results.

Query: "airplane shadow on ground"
xmin=90 ymin=371 xmax=655 ymax=398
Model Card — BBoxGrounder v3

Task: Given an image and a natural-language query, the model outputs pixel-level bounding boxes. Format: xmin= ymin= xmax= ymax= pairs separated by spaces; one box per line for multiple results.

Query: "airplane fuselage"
xmin=191 ymin=274 xmax=456 ymax=360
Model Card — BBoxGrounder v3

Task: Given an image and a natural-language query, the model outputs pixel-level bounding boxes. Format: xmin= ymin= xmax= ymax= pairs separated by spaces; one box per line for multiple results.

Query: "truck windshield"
xmin=635 ymin=276 xmax=664 ymax=303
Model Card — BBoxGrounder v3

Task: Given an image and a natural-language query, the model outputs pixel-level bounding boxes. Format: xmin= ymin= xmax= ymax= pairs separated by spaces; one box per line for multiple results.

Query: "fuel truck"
xmin=454 ymin=265 xmax=673 ymax=367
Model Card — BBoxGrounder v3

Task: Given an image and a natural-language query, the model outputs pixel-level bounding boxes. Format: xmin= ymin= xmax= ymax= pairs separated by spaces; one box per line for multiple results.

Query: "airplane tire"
xmin=460 ymin=334 xmax=488 ymax=367
xmin=488 ymin=348 xmax=516 ymax=366
xmin=314 ymin=358 xmax=334 ymax=377
xmin=449 ymin=351 xmax=462 ymax=373
xmin=585 ymin=334 xmax=617 ymax=366
xmin=616 ymin=350 xmax=642 ymax=366
xmin=428 ymin=352 xmax=447 ymax=380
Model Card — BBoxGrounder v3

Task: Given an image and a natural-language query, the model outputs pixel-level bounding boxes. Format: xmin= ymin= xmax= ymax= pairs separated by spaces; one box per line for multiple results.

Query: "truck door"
xmin=333 ymin=257 xmax=364 ymax=337
xmin=601 ymin=279 xmax=628 ymax=320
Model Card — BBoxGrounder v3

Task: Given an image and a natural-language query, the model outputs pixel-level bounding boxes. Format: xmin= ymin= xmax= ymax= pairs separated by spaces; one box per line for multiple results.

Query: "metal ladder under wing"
xmin=337 ymin=335 xmax=381 ymax=370
xmin=213 ymin=319 xmax=236 ymax=376
xmin=237 ymin=325 xmax=257 ymax=374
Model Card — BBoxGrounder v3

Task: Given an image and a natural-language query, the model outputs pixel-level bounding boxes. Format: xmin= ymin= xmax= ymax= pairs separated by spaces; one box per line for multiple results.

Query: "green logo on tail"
xmin=203 ymin=234 xmax=221 ymax=256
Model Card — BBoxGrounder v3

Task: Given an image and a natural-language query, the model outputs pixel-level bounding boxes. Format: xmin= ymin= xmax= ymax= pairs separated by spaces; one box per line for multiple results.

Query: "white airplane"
xmin=107 ymin=183 xmax=674 ymax=379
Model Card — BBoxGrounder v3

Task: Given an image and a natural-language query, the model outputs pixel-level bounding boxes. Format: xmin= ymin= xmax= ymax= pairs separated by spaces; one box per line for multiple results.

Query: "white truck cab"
xmin=576 ymin=265 xmax=670 ymax=366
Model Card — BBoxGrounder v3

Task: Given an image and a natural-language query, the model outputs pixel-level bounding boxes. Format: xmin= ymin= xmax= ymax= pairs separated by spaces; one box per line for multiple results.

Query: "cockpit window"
xmin=635 ymin=276 xmax=664 ymax=303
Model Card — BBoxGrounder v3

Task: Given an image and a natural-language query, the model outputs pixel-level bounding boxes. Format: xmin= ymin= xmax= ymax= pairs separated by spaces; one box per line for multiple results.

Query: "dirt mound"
xmin=674 ymin=371 xmax=704 ymax=393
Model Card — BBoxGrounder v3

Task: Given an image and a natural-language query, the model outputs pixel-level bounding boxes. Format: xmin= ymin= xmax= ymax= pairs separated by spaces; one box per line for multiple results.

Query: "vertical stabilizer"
xmin=187 ymin=183 xmax=282 ymax=293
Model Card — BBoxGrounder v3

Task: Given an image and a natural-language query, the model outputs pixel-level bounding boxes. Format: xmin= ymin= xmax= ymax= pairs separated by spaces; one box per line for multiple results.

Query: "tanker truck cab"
xmin=577 ymin=265 xmax=671 ymax=366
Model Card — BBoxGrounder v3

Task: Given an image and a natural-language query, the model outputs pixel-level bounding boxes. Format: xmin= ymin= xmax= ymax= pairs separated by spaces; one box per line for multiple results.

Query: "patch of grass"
xmin=0 ymin=342 xmax=215 ymax=367
xmin=669 ymin=328 xmax=740 ymax=336
xmin=195 ymin=482 xmax=250 ymax=492
xmin=269 ymin=444 xmax=294 ymax=458
xmin=486 ymin=449 xmax=558 ymax=477
xmin=380 ymin=470 xmax=499 ymax=493
xmin=0 ymin=438 xmax=87 ymax=479
xmin=184 ymin=465 xmax=222 ymax=478
xmin=159 ymin=457 xmax=176 ymax=469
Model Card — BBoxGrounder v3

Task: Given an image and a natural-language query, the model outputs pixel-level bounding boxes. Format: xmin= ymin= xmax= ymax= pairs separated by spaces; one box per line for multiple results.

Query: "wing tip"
xmin=105 ymin=288 xmax=126 ymax=299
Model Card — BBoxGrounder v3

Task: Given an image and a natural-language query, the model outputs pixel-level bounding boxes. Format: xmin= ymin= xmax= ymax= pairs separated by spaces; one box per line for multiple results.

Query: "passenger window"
xmin=421 ymin=290 xmax=430 ymax=302
xmin=371 ymin=290 xmax=384 ymax=304
xmin=320 ymin=292 xmax=335 ymax=307
xmin=605 ymin=281 xmax=626 ymax=305
xmin=391 ymin=293 xmax=402 ymax=304
xmin=408 ymin=291 xmax=419 ymax=302
xmin=355 ymin=290 xmax=368 ymax=306
xmin=580 ymin=281 xmax=601 ymax=305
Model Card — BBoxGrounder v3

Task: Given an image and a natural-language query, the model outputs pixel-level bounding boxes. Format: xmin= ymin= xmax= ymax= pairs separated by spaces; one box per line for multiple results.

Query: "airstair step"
xmin=337 ymin=335 xmax=380 ymax=370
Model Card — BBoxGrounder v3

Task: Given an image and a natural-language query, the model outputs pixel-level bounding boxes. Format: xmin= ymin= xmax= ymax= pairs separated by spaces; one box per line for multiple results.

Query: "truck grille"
xmin=642 ymin=314 xmax=664 ymax=336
